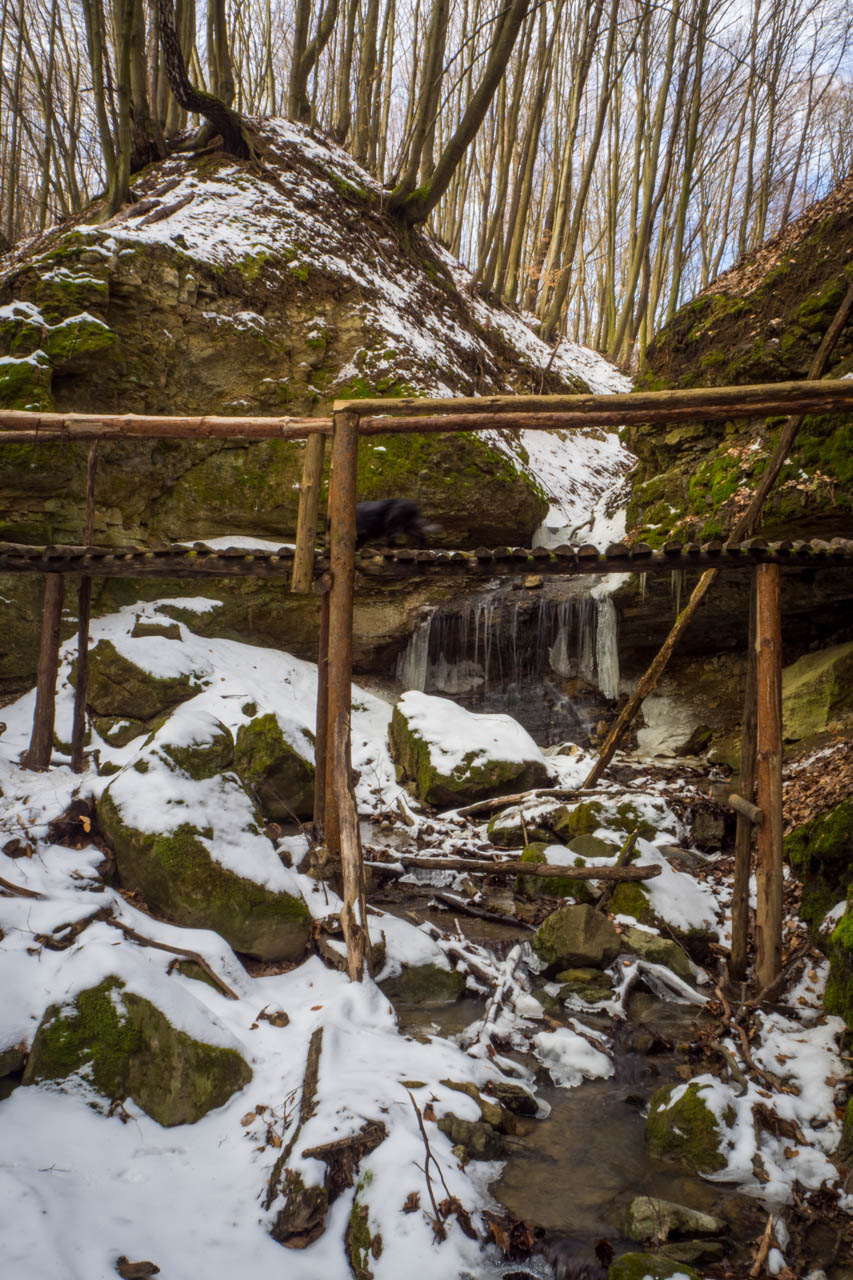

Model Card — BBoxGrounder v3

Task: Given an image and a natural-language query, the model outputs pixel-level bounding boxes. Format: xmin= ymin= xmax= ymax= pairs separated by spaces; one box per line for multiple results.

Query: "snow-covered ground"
xmin=1 ymin=602 xmax=848 ymax=1280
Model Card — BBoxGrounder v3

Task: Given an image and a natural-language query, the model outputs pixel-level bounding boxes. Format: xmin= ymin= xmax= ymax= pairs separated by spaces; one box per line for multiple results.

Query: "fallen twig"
xmin=0 ymin=872 xmax=45 ymax=899
xmin=749 ymin=1214 xmax=774 ymax=1277
xmin=597 ymin=828 xmax=639 ymax=911
xmin=407 ymin=1089 xmax=447 ymax=1240
xmin=105 ymin=916 xmax=238 ymax=1000
xmin=383 ymin=853 xmax=662 ymax=881
xmin=454 ymin=786 xmax=613 ymax=818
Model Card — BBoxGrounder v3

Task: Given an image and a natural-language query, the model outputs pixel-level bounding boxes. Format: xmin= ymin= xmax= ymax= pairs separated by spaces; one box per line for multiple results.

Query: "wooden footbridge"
xmin=2 ymin=373 xmax=853 ymax=993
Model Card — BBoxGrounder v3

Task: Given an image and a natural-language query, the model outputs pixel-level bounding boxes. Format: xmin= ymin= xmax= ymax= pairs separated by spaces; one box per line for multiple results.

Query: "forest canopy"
xmin=1 ymin=0 xmax=851 ymax=364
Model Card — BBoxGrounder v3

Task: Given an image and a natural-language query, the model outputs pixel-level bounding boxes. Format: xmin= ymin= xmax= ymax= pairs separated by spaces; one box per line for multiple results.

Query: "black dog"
xmin=355 ymin=498 xmax=428 ymax=548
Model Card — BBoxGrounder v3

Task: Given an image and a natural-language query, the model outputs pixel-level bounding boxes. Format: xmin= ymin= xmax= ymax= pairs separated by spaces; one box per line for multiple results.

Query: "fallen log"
xmin=384 ymin=853 xmax=661 ymax=881
xmin=454 ymin=786 xmax=611 ymax=818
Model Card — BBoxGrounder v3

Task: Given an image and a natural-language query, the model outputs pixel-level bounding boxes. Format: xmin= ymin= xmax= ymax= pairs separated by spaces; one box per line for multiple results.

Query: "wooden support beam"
xmin=324 ymin=409 xmax=359 ymax=860
xmin=373 ymin=854 xmax=662 ymax=881
xmin=291 ymin=433 xmax=326 ymax=593
xmin=71 ymin=445 xmax=97 ymax=773
xmin=754 ymin=563 xmax=783 ymax=993
xmin=728 ymin=793 xmax=763 ymax=826
xmin=730 ymin=576 xmax=759 ymax=985
xmin=22 ymin=573 xmax=65 ymax=770
xmin=333 ymin=710 xmax=369 ymax=981
xmin=313 ymin=578 xmax=330 ymax=838
xmin=336 ymin=378 xmax=853 ymax=425
xmin=0 ymin=410 xmax=331 ymax=442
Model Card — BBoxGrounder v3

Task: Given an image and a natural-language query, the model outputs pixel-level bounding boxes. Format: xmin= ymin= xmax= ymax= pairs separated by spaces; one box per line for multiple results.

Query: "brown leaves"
xmin=402 ymin=1191 xmax=420 ymax=1213
xmin=481 ymin=1209 xmax=538 ymax=1259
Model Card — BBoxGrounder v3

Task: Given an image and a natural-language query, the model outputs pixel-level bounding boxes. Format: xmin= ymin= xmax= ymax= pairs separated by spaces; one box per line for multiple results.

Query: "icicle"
xmin=595 ymin=595 xmax=620 ymax=700
xmin=396 ymin=610 xmax=435 ymax=691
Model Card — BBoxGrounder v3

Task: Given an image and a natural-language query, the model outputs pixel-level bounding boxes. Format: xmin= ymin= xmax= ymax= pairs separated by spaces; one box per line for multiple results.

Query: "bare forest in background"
xmin=1 ymin=0 xmax=851 ymax=366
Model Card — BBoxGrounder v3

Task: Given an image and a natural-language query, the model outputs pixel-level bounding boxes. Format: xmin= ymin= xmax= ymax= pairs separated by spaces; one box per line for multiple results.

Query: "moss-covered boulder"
xmin=487 ymin=804 xmax=553 ymax=848
xmin=555 ymin=967 xmax=613 ymax=1005
xmin=158 ymin=712 xmax=234 ymax=780
xmin=531 ymin=903 xmax=621 ymax=974
xmin=620 ymin=926 xmax=695 ymax=982
xmin=378 ymin=963 xmax=464 ymax=1006
xmin=234 ymin=712 xmax=314 ymax=820
xmin=626 ymin=1196 xmax=723 ymax=1243
xmin=608 ymin=1254 xmax=700 ymax=1280
xmin=785 ymin=798 xmax=853 ymax=930
xmin=782 ymin=642 xmax=853 ymax=741
xmin=551 ymin=800 xmax=655 ymax=843
xmin=83 ymin=638 xmax=201 ymax=721
xmin=93 ymin=715 xmax=149 ymax=748
xmin=645 ymin=1081 xmax=730 ymax=1174
xmin=389 ymin=691 xmax=552 ymax=808
xmin=98 ymin=789 xmax=311 ymax=961
xmin=436 ymin=1112 xmax=504 ymax=1161
xmin=22 ymin=976 xmax=251 ymax=1125
xmin=514 ymin=842 xmax=594 ymax=901
xmin=825 ymin=903 xmax=853 ymax=1027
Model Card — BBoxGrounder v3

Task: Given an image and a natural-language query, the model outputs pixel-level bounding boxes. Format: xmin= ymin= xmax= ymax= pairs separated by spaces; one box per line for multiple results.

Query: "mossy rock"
xmin=825 ymin=905 xmax=853 ymax=1027
xmin=531 ymin=903 xmax=621 ymax=974
xmin=388 ymin=700 xmax=550 ymax=809
xmin=92 ymin=715 xmax=149 ymax=748
xmin=782 ymin=642 xmax=853 ymax=741
xmin=551 ymin=800 xmax=604 ymax=839
xmin=608 ymin=1253 xmax=700 ymax=1280
xmin=487 ymin=807 xmax=552 ymax=849
xmin=556 ymin=967 xmax=613 ymax=1005
xmin=44 ymin=313 xmax=118 ymax=370
xmin=379 ymin=963 xmax=464 ymax=1006
xmin=609 ymin=881 xmax=654 ymax=924
xmin=22 ymin=976 xmax=251 ymax=1125
xmin=83 ymin=639 xmax=201 ymax=720
xmin=234 ymin=712 xmax=314 ymax=820
xmin=785 ymin=799 xmax=853 ymax=930
xmin=567 ymin=833 xmax=622 ymax=860
xmin=620 ymin=926 xmax=694 ymax=982
xmin=159 ymin=715 xmax=234 ymax=780
xmin=514 ymin=842 xmax=594 ymax=902
xmin=645 ymin=1081 xmax=729 ymax=1174
xmin=436 ymin=1112 xmax=504 ymax=1160
xmin=0 ymin=352 xmax=53 ymax=410
xmin=98 ymin=790 xmax=311 ymax=961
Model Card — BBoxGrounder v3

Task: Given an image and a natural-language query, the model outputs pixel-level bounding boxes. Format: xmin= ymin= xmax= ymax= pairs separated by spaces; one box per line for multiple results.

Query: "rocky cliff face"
xmin=626 ymin=173 xmax=853 ymax=545
xmin=0 ymin=119 xmax=630 ymax=698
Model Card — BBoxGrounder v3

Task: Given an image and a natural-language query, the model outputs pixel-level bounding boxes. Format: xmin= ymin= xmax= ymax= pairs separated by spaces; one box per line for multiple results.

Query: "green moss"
xmin=81 ymin=639 xmax=201 ymax=720
xmin=784 ymin=799 xmax=853 ymax=930
xmin=608 ymin=1254 xmax=700 ymax=1280
xmin=161 ymin=720 xmax=234 ymax=780
xmin=825 ymin=906 xmax=853 ymax=1026
xmin=645 ymin=1081 xmax=727 ymax=1174
xmin=234 ymin=713 xmax=314 ymax=819
xmin=45 ymin=314 xmax=118 ymax=368
xmin=379 ymin=963 xmax=464 ymax=1005
xmin=0 ymin=352 xmax=53 ymax=410
xmin=609 ymin=881 xmax=653 ymax=923
xmin=346 ymin=1177 xmax=382 ymax=1280
xmin=514 ymin=842 xmax=593 ymax=901
xmin=24 ymin=976 xmax=141 ymax=1099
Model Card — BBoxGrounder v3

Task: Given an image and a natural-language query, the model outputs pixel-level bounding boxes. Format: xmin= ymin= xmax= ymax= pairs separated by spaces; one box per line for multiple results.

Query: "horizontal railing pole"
xmin=0 ymin=411 xmax=333 ymax=442
xmin=336 ymin=379 xmax=853 ymax=422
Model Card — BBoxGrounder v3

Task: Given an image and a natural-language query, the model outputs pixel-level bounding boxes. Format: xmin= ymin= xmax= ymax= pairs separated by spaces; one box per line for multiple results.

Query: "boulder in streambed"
xmin=782 ymin=641 xmax=853 ymax=742
xmin=619 ymin=924 xmax=696 ymax=983
xmin=645 ymin=1080 xmax=731 ymax=1174
xmin=388 ymin=690 xmax=554 ymax=808
xmin=23 ymin=976 xmax=251 ymax=1125
xmin=531 ymin=902 xmax=621 ymax=973
xmin=97 ymin=703 xmax=311 ymax=961
xmin=626 ymin=1196 xmax=724 ymax=1243
xmin=514 ymin=842 xmax=595 ymax=902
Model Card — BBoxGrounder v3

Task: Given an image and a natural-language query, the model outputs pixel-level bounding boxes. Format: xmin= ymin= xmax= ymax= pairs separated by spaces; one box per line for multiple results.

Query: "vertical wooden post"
xmin=333 ymin=709 xmax=369 ymax=981
xmin=313 ymin=577 xmax=330 ymax=838
xmin=754 ymin=563 xmax=783 ymax=993
xmin=71 ymin=444 xmax=97 ymax=772
xmin=291 ymin=433 xmax=326 ymax=593
xmin=729 ymin=573 xmax=757 ymax=983
xmin=324 ymin=409 xmax=359 ymax=859
xmin=22 ymin=573 xmax=65 ymax=770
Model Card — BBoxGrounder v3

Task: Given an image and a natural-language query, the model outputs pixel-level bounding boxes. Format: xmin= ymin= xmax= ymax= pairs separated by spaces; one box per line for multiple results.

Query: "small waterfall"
xmin=396 ymin=610 xmax=435 ymax=691
xmin=595 ymin=595 xmax=620 ymax=699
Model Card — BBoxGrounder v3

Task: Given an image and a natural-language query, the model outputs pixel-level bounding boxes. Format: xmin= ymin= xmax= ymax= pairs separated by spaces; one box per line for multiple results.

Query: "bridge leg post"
xmin=729 ymin=573 xmax=757 ymax=984
xmin=291 ymin=432 xmax=326 ymax=593
xmin=324 ymin=408 xmax=368 ymax=978
xmin=754 ymin=562 xmax=783 ymax=994
xmin=23 ymin=573 xmax=65 ymax=771
xmin=313 ymin=577 xmax=330 ymax=839
xmin=71 ymin=444 xmax=97 ymax=773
